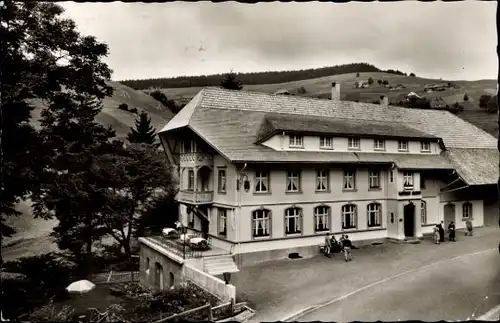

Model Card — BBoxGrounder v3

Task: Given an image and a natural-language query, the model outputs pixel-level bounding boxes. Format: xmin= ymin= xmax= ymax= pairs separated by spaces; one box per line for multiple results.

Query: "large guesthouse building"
xmin=156 ymin=82 xmax=498 ymax=267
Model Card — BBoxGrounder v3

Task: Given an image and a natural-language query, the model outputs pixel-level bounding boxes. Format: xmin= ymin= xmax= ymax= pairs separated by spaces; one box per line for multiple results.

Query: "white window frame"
xmin=367 ymin=203 xmax=381 ymax=227
xmin=289 ymin=135 xmax=303 ymax=148
xmin=421 ymin=141 xmax=431 ymax=152
xmin=252 ymin=209 xmax=271 ymax=237
xmin=421 ymin=201 xmax=427 ymax=225
xmin=286 ymin=171 xmax=300 ymax=192
xmin=374 ymin=139 xmax=385 ymax=150
xmin=368 ymin=170 xmax=381 ymax=189
xmin=403 ymin=172 xmax=414 ymax=189
xmin=218 ymin=208 xmax=227 ymax=236
xmin=255 ymin=171 xmax=269 ymax=193
xmin=314 ymin=205 xmax=330 ymax=232
xmin=462 ymin=202 xmax=473 ymax=219
xmin=285 ymin=207 xmax=302 ymax=234
xmin=398 ymin=140 xmax=409 ymax=152
xmin=218 ymin=169 xmax=226 ymax=193
xmin=320 ymin=136 xmax=333 ymax=149
xmin=316 ymin=170 xmax=329 ymax=192
xmin=342 ymin=204 xmax=357 ymax=230
xmin=343 ymin=170 xmax=356 ymax=190
xmin=348 ymin=138 xmax=360 ymax=150
xmin=188 ymin=169 xmax=195 ymax=190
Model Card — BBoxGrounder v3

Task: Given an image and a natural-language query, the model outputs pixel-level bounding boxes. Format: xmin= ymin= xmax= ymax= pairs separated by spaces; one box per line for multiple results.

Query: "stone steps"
xmin=204 ymin=255 xmax=239 ymax=276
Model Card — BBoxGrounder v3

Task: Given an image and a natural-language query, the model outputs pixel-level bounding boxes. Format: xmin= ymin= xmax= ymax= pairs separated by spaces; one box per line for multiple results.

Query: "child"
xmin=448 ymin=221 xmax=456 ymax=241
xmin=433 ymin=225 xmax=440 ymax=244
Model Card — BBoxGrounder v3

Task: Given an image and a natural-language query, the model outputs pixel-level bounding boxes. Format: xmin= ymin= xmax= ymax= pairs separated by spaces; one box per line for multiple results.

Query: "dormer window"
xmin=348 ymin=138 xmax=360 ymax=150
xmin=320 ymin=136 xmax=333 ymax=149
xmin=421 ymin=141 xmax=431 ymax=152
xmin=398 ymin=140 xmax=409 ymax=152
xmin=374 ymin=139 xmax=385 ymax=151
xmin=289 ymin=135 xmax=303 ymax=148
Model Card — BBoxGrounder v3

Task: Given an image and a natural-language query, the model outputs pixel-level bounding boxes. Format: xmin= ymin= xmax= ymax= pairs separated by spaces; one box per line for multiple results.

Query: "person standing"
xmin=342 ymin=235 xmax=353 ymax=262
xmin=438 ymin=221 xmax=445 ymax=242
xmin=433 ymin=225 xmax=440 ymax=244
xmin=448 ymin=221 xmax=456 ymax=241
xmin=324 ymin=233 xmax=332 ymax=257
xmin=465 ymin=218 xmax=473 ymax=236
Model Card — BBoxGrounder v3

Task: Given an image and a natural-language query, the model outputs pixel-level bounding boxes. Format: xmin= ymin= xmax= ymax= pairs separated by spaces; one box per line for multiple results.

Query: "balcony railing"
xmin=178 ymin=190 xmax=214 ymax=204
xmin=180 ymin=153 xmax=213 ymax=167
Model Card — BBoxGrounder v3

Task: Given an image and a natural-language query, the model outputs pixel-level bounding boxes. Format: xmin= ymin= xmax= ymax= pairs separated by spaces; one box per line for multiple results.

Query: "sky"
xmin=60 ymin=1 xmax=497 ymax=82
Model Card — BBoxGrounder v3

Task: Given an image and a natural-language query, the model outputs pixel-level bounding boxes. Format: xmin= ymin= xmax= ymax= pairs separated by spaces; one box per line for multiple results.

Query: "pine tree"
xmin=220 ymin=71 xmax=243 ymax=90
xmin=126 ymin=111 xmax=159 ymax=147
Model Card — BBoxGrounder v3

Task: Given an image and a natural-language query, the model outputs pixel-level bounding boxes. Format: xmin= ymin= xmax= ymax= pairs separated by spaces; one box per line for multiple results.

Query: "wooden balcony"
xmin=180 ymin=153 xmax=213 ymax=168
xmin=178 ymin=190 xmax=214 ymax=204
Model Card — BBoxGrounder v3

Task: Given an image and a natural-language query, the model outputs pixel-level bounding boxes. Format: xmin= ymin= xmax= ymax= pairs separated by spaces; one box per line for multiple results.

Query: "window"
xmin=342 ymin=204 xmax=357 ymax=230
xmin=190 ymin=140 xmax=197 ymax=153
xmin=286 ymin=171 xmax=300 ymax=192
xmin=369 ymin=170 xmax=381 ymax=189
xmin=252 ymin=209 xmax=271 ymax=237
xmin=421 ymin=201 xmax=427 ymax=225
xmin=374 ymin=139 xmax=385 ymax=150
xmin=218 ymin=169 xmax=226 ymax=193
xmin=320 ymin=136 xmax=333 ymax=149
xmin=285 ymin=207 xmax=302 ymax=234
xmin=188 ymin=170 xmax=194 ymax=190
xmin=398 ymin=140 xmax=409 ymax=151
xmin=390 ymin=170 xmax=394 ymax=183
xmin=462 ymin=202 xmax=473 ymax=219
xmin=420 ymin=173 xmax=426 ymax=189
xmin=179 ymin=141 xmax=185 ymax=154
xmin=421 ymin=141 xmax=431 ymax=152
xmin=348 ymin=138 xmax=360 ymax=150
xmin=255 ymin=171 xmax=269 ymax=193
xmin=218 ymin=208 xmax=227 ymax=236
xmin=343 ymin=170 xmax=356 ymax=190
xmin=314 ymin=206 xmax=330 ymax=232
xmin=316 ymin=170 xmax=329 ymax=192
xmin=367 ymin=203 xmax=381 ymax=227
xmin=146 ymin=257 xmax=150 ymax=275
xmin=289 ymin=135 xmax=303 ymax=148
xmin=403 ymin=172 xmax=414 ymax=189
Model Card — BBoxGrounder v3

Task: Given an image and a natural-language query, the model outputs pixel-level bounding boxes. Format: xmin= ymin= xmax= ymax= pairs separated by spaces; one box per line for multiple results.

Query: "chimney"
xmin=380 ymin=95 xmax=389 ymax=108
xmin=331 ymin=82 xmax=340 ymax=101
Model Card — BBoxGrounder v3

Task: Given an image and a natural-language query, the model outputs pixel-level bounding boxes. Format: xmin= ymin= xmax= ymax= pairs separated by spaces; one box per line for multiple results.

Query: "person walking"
xmin=438 ymin=221 xmax=445 ymax=242
xmin=465 ymin=218 xmax=473 ymax=236
xmin=448 ymin=221 xmax=456 ymax=242
xmin=324 ymin=233 xmax=332 ymax=257
xmin=433 ymin=225 xmax=440 ymax=244
xmin=342 ymin=235 xmax=353 ymax=262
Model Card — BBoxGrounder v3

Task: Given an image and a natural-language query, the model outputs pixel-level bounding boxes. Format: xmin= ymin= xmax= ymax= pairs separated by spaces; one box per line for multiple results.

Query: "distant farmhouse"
xmin=424 ymin=82 xmax=458 ymax=93
xmin=273 ymin=89 xmax=291 ymax=96
xmin=141 ymin=81 xmax=498 ymax=282
xmin=353 ymin=80 xmax=370 ymax=88
xmin=389 ymin=84 xmax=406 ymax=91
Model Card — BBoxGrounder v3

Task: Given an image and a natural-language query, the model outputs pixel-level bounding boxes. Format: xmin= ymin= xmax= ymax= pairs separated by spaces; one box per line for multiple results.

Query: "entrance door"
xmin=444 ymin=203 xmax=455 ymax=228
xmin=404 ymin=203 xmax=415 ymax=237
xmin=201 ymin=218 xmax=209 ymax=239
xmin=155 ymin=263 xmax=164 ymax=291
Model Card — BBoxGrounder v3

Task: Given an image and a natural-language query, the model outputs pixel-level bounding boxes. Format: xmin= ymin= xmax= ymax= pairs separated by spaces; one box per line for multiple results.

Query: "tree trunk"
xmin=497 ymin=2 xmax=500 ymax=228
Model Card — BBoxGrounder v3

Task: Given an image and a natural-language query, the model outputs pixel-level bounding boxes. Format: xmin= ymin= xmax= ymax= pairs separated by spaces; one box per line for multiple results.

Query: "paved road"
xmin=295 ymin=249 xmax=500 ymax=322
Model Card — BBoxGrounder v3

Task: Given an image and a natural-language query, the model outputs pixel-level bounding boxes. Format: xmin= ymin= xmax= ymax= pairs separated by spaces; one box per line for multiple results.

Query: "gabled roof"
xmin=444 ymin=148 xmax=499 ymax=185
xmin=158 ymin=87 xmax=498 ymax=185
xmin=255 ymin=113 xmax=438 ymax=143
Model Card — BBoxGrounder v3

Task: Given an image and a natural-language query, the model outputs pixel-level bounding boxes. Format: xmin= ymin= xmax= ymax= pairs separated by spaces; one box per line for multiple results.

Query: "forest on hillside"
xmin=120 ymin=63 xmax=407 ymax=90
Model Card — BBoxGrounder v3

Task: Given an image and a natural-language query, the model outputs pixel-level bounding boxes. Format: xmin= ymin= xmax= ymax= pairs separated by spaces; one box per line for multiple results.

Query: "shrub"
xmin=479 ymin=94 xmax=493 ymax=109
xmin=28 ymin=301 xmax=75 ymax=322
xmin=382 ymin=80 xmax=389 ymax=85
xmin=129 ymin=107 xmax=138 ymax=114
xmin=448 ymin=102 xmax=464 ymax=114
xmin=118 ymin=103 xmax=129 ymax=111
xmin=410 ymin=73 xmax=416 ymax=77
xmin=356 ymin=72 xmax=360 ymax=77
xmin=486 ymin=96 xmax=498 ymax=114
xmin=377 ymin=79 xmax=382 ymax=84
xmin=368 ymin=77 xmax=374 ymax=85
xmin=296 ymin=86 xmax=307 ymax=94
xmin=463 ymin=93 xmax=469 ymax=101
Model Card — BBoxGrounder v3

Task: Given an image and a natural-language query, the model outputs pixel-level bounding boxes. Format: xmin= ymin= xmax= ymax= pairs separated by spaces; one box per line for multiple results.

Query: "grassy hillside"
xmin=155 ymin=72 xmax=498 ymax=138
xmin=30 ymin=81 xmax=175 ymax=141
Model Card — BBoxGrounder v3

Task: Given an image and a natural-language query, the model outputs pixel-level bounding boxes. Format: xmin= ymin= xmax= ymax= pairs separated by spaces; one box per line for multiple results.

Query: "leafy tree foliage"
xmin=479 ymin=94 xmax=493 ymax=109
xmin=368 ymin=77 xmax=374 ymax=85
xmin=121 ymin=63 xmax=382 ymax=90
xmin=402 ymin=97 xmax=432 ymax=109
xmin=127 ymin=111 xmax=159 ymax=147
xmin=136 ymin=193 xmax=179 ymax=237
xmin=220 ymin=71 xmax=243 ymax=90
xmin=118 ymin=103 xmax=129 ymax=111
xmin=463 ymin=93 xmax=469 ymax=101
xmin=148 ymin=90 xmax=183 ymax=114
xmin=486 ymin=95 xmax=498 ymax=114
xmin=8 ymin=1 xmax=121 ymax=268
xmin=97 ymin=144 xmax=177 ymax=256
xmin=409 ymin=73 xmax=416 ymax=77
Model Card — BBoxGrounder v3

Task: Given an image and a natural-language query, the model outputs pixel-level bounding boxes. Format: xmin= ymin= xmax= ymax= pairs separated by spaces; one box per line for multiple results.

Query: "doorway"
xmin=404 ymin=202 xmax=415 ymax=238
xmin=155 ymin=263 xmax=164 ymax=291
xmin=444 ymin=203 xmax=455 ymax=229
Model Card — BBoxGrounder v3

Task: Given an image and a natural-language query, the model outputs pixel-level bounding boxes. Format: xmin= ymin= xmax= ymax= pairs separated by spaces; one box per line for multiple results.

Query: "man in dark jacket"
xmin=342 ymin=235 xmax=353 ymax=262
xmin=438 ymin=221 xmax=445 ymax=242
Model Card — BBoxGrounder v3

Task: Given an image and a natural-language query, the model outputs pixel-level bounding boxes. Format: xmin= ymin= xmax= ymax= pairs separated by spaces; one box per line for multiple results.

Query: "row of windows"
xmin=290 ymin=135 xmax=432 ymax=152
xmin=216 ymin=201 xmax=474 ymax=238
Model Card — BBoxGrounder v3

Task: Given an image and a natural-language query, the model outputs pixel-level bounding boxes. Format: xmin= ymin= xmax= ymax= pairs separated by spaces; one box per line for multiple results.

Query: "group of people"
xmin=324 ymin=233 xmax=353 ymax=262
xmin=433 ymin=218 xmax=473 ymax=244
